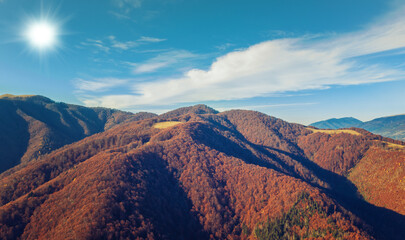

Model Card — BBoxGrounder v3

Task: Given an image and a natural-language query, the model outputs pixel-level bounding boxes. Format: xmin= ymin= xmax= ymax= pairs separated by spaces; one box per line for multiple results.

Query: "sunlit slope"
xmin=348 ymin=146 xmax=405 ymax=215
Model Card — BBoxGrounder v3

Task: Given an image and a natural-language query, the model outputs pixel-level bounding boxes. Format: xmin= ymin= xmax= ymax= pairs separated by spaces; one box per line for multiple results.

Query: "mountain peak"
xmin=159 ymin=104 xmax=219 ymax=118
xmin=189 ymin=104 xmax=219 ymax=114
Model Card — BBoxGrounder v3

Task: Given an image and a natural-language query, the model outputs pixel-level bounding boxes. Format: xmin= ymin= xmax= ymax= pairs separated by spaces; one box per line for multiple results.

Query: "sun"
xmin=26 ymin=21 xmax=57 ymax=49
xmin=19 ymin=3 xmax=66 ymax=58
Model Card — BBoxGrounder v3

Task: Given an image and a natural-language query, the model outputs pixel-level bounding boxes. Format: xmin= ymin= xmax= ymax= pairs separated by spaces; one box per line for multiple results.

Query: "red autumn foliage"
xmin=348 ymin=146 xmax=405 ymax=215
xmin=0 ymin=106 xmax=403 ymax=239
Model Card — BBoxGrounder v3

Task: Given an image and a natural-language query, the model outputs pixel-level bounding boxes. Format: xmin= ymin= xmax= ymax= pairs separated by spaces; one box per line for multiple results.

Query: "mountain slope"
xmin=360 ymin=115 xmax=405 ymax=141
xmin=310 ymin=115 xmax=405 ymax=141
xmin=310 ymin=117 xmax=363 ymax=129
xmin=0 ymin=94 xmax=156 ymax=173
xmin=348 ymin=144 xmax=405 ymax=215
xmin=0 ymin=106 xmax=404 ymax=239
xmin=298 ymin=127 xmax=405 ymax=216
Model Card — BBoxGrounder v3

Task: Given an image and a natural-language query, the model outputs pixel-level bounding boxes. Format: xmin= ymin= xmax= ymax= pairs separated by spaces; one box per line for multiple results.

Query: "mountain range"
xmin=310 ymin=115 xmax=405 ymax=141
xmin=0 ymin=95 xmax=404 ymax=239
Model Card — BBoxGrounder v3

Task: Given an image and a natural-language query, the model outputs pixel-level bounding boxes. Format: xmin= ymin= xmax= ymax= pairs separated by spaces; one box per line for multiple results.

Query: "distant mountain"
xmin=0 ymin=103 xmax=404 ymax=239
xmin=360 ymin=115 xmax=405 ymax=141
xmin=310 ymin=117 xmax=363 ymax=129
xmin=310 ymin=115 xmax=405 ymax=141
xmin=0 ymin=94 xmax=156 ymax=173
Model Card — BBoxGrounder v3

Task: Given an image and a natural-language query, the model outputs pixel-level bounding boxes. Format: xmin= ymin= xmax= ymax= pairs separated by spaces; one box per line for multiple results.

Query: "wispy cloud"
xmin=73 ymin=78 xmax=129 ymax=92
xmin=78 ymin=5 xmax=405 ymax=109
xmin=215 ymin=102 xmax=318 ymax=112
xmin=138 ymin=36 xmax=166 ymax=43
xmin=263 ymin=30 xmax=297 ymax=39
xmin=112 ymin=0 xmax=142 ymax=14
xmin=131 ymin=50 xmax=198 ymax=73
xmin=108 ymin=36 xmax=138 ymax=50
xmin=110 ymin=0 xmax=157 ymax=21
xmin=81 ymin=39 xmax=110 ymax=53
xmin=81 ymin=35 xmax=166 ymax=51
xmin=108 ymin=36 xmax=166 ymax=50
xmin=216 ymin=43 xmax=235 ymax=51
xmin=109 ymin=11 xmax=132 ymax=20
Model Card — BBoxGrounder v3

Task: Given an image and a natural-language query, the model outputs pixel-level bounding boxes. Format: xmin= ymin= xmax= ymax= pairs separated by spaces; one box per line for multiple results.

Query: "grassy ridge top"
xmin=307 ymin=128 xmax=362 ymax=136
xmin=0 ymin=94 xmax=37 ymax=99
xmin=153 ymin=121 xmax=183 ymax=129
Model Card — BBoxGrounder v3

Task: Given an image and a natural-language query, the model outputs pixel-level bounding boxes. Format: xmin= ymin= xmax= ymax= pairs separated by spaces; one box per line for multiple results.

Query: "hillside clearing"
xmin=307 ymin=128 xmax=361 ymax=136
xmin=153 ymin=121 xmax=183 ymax=129
xmin=378 ymin=141 xmax=405 ymax=150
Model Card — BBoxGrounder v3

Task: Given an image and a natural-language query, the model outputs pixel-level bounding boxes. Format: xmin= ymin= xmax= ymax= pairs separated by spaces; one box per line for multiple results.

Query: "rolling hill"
xmin=310 ymin=115 xmax=405 ymax=141
xmin=0 ymin=94 xmax=156 ymax=173
xmin=0 ymin=102 xmax=404 ymax=239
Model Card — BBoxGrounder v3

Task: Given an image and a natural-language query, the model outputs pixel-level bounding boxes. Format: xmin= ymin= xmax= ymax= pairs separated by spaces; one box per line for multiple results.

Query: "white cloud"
xmin=79 ymin=5 xmax=405 ymax=109
xmin=216 ymin=102 xmax=318 ymax=112
xmin=138 ymin=36 xmax=166 ymax=43
xmin=73 ymin=78 xmax=129 ymax=92
xmin=108 ymin=36 xmax=138 ymax=50
xmin=132 ymin=50 xmax=198 ymax=73
xmin=108 ymin=11 xmax=132 ymax=20
xmin=215 ymin=102 xmax=318 ymax=112
xmin=216 ymin=43 xmax=235 ymax=51
xmin=81 ymin=39 xmax=110 ymax=52
xmin=82 ymin=35 xmax=166 ymax=51
xmin=133 ymin=62 xmax=169 ymax=73
xmin=317 ymin=8 xmax=405 ymax=58
xmin=264 ymin=30 xmax=297 ymax=39
xmin=108 ymin=36 xmax=166 ymax=50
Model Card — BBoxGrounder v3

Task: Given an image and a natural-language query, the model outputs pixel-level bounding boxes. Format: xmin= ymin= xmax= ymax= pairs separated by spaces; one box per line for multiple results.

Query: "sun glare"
xmin=26 ymin=21 xmax=57 ymax=49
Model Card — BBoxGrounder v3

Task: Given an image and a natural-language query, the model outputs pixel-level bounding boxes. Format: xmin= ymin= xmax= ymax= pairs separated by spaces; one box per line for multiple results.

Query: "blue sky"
xmin=0 ymin=0 xmax=404 ymax=124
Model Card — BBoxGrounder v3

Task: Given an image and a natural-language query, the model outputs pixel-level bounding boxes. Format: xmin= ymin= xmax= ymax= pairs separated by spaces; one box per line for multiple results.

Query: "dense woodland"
xmin=0 ymin=99 xmax=404 ymax=239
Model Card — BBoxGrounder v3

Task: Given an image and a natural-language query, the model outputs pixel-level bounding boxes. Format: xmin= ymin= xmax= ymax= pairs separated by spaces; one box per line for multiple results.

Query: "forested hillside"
xmin=0 ymin=94 xmax=156 ymax=173
xmin=0 ymin=104 xmax=404 ymax=239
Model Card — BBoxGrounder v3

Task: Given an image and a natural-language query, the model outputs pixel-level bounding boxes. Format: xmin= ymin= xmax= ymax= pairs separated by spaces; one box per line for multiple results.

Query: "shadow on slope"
xmin=191 ymin=119 xmax=405 ymax=240
xmin=0 ymin=100 xmax=29 ymax=173
xmin=266 ymin=147 xmax=405 ymax=240
xmin=130 ymin=150 xmax=208 ymax=239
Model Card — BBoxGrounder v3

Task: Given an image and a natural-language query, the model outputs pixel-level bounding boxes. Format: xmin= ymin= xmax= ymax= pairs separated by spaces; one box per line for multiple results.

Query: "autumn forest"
xmin=0 ymin=95 xmax=404 ymax=240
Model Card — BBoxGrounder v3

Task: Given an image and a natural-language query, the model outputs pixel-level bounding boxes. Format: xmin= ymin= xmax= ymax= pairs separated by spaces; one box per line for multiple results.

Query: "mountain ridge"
xmin=310 ymin=117 xmax=363 ymax=129
xmin=0 ymin=94 xmax=157 ymax=173
xmin=0 ymin=110 xmax=371 ymax=239
xmin=310 ymin=115 xmax=405 ymax=141
xmin=0 ymin=95 xmax=404 ymax=239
